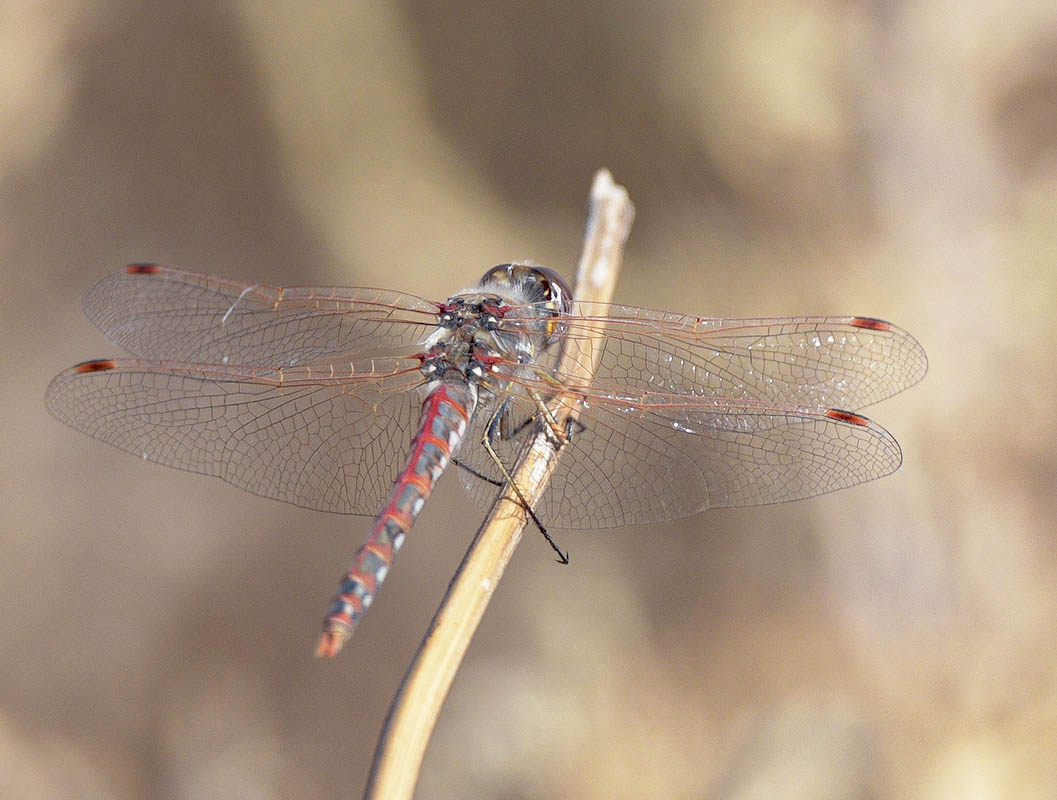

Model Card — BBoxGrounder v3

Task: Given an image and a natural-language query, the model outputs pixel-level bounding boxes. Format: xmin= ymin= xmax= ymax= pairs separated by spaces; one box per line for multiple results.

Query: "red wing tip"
xmin=825 ymin=408 xmax=871 ymax=426
xmin=126 ymin=263 xmax=161 ymax=274
xmin=850 ymin=316 xmax=893 ymax=331
xmin=73 ymin=359 xmax=117 ymax=373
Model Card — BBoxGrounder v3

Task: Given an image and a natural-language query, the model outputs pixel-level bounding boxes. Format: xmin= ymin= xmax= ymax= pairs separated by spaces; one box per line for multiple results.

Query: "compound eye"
xmin=477 ymin=263 xmax=573 ymax=344
xmin=478 ymin=263 xmax=514 ymax=285
xmin=525 ymin=267 xmax=573 ymax=345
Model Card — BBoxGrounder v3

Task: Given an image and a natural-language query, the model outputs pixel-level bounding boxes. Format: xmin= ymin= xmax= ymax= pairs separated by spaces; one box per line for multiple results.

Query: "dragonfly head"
xmin=477 ymin=263 xmax=573 ymax=346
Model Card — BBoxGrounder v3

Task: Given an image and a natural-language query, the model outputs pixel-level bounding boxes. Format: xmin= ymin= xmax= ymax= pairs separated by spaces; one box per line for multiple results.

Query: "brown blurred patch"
xmin=4 ymin=0 xmax=1057 ymax=798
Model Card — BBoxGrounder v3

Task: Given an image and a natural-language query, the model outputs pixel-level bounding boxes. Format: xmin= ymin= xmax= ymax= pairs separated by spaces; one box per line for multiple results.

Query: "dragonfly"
xmin=46 ymin=263 xmax=927 ymax=656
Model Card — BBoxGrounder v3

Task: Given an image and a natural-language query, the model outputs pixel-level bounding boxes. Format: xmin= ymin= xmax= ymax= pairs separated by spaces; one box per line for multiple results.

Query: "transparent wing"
xmin=46 ymin=358 xmax=427 ymax=514
xmin=457 ymin=391 xmax=903 ymax=529
xmin=457 ymin=302 xmax=924 ymax=530
xmin=522 ymin=305 xmax=928 ymax=411
xmin=83 ymin=265 xmax=442 ymax=365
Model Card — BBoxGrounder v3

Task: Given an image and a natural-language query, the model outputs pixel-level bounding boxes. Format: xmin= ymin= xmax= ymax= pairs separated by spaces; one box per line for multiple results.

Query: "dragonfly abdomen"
xmin=316 ymin=381 xmax=476 ymax=657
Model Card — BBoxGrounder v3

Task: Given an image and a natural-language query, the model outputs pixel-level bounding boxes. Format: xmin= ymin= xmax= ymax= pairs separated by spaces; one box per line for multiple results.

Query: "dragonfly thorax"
xmin=418 ymin=339 xmax=494 ymax=384
xmin=422 ymin=264 xmax=574 ymax=387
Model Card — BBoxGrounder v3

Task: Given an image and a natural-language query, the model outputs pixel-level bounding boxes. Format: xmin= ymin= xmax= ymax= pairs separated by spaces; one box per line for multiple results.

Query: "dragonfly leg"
xmin=452 ymin=457 xmax=503 ymax=487
xmin=483 ymin=403 xmax=569 ymax=564
xmin=505 ymin=406 xmax=585 ymax=444
xmin=505 ymin=415 xmax=535 ymax=440
xmin=530 ymin=390 xmax=567 ymax=445
xmin=565 ymin=417 xmax=587 ymax=441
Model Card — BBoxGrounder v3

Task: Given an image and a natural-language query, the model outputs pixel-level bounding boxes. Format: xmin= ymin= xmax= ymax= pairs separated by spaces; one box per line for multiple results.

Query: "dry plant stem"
xmin=363 ymin=169 xmax=635 ymax=800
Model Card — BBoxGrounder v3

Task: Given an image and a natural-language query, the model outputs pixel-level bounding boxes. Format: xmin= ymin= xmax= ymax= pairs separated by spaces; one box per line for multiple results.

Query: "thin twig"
xmin=364 ymin=169 xmax=635 ymax=800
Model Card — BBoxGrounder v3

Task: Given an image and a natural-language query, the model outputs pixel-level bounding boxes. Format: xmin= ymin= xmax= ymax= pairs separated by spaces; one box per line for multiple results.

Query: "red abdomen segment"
xmin=316 ymin=382 xmax=476 ymax=657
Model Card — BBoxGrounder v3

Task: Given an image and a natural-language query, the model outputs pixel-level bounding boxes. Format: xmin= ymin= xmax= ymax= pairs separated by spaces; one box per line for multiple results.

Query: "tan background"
xmin=4 ymin=1 xmax=1057 ymax=797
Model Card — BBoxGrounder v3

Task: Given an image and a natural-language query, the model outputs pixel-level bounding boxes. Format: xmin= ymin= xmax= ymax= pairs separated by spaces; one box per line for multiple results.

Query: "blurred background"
xmin=3 ymin=1 xmax=1056 ymax=797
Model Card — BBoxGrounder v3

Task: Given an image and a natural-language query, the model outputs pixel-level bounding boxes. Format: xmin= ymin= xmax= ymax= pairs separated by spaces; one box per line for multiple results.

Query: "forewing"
xmin=83 ymin=265 xmax=441 ymax=365
xmin=548 ymin=304 xmax=927 ymax=411
xmin=457 ymin=392 xmax=902 ymax=530
xmin=46 ymin=358 xmax=426 ymax=514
